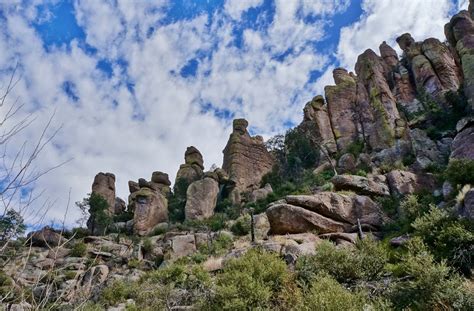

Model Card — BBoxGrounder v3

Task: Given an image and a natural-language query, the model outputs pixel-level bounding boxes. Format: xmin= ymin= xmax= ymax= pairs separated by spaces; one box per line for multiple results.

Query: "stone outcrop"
xmin=249 ymin=183 xmax=273 ymax=203
xmin=386 ymin=170 xmax=436 ymax=197
xmin=450 ymin=118 xmax=474 ymax=160
xmin=27 ymin=226 xmax=64 ymax=247
xmin=222 ymin=119 xmax=274 ymax=194
xmin=297 ymin=95 xmax=337 ymax=154
xmin=331 ymin=174 xmax=390 ymax=197
xmin=266 ymin=192 xmax=385 ymax=235
xmin=131 ymin=187 xmax=168 ymax=236
xmin=91 ymin=172 xmax=116 ymax=214
xmin=175 ymin=146 xmax=204 ymax=189
xmin=459 ymin=187 xmax=474 ymax=220
xmin=185 ymin=177 xmax=219 ymax=220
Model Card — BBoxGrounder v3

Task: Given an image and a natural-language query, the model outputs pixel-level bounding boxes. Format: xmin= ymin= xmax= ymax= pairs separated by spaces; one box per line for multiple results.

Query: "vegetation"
xmin=76 ymin=192 xmax=112 ymax=235
xmin=0 ymin=209 xmax=26 ymax=243
xmin=70 ymin=241 xmax=87 ymax=257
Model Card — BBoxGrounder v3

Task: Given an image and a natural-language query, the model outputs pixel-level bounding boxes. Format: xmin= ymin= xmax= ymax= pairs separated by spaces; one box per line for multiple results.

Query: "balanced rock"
xmin=185 ymin=177 xmax=219 ymax=220
xmin=131 ymin=187 xmax=168 ymax=236
xmin=175 ymin=146 xmax=204 ymax=190
xmin=222 ymin=119 xmax=274 ymax=193
xmin=266 ymin=192 xmax=385 ymax=235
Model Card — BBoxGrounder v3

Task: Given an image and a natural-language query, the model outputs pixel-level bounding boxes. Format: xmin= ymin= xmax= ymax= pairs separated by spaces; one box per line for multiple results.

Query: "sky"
xmin=0 ymin=0 xmax=469 ymax=227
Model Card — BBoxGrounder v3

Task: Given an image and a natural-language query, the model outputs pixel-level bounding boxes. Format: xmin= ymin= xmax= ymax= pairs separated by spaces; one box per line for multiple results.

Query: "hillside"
xmin=1 ymin=2 xmax=474 ymax=311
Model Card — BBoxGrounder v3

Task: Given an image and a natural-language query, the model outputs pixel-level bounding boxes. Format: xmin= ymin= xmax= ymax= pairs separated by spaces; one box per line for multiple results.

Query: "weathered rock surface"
xmin=248 ymin=183 xmax=273 ymax=203
xmin=91 ymin=172 xmax=116 ymax=213
xmin=171 ymin=235 xmax=197 ymax=259
xmin=410 ymin=128 xmax=447 ymax=168
xmin=331 ymin=174 xmax=390 ymax=197
xmin=450 ymin=119 xmax=474 ymax=160
xmin=131 ymin=188 xmax=168 ymax=236
xmin=459 ymin=187 xmax=474 ymax=220
xmin=266 ymin=192 xmax=384 ymax=235
xmin=222 ymin=119 xmax=274 ymax=193
xmin=386 ymin=170 xmax=436 ymax=197
xmin=185 ymin=177 xmax=219 ymax=220
xmin=175 ymin=146 xmax=204 ymax=190
xmin=297 ymin=95 xmax=337 ymax=154
xmin=27 ymin=226 xmax=64 ymax=247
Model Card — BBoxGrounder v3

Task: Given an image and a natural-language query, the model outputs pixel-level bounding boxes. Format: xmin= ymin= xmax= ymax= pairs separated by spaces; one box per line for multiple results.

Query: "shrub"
xmin=207 ymin=248 xmax=298 ymax=310
xmin=389 ymin=238 xmax=474 ymax=310
xmin=445 ymin=159 xmax=474 ymax=186
xmin=0 ymin=209 xmax=26 ymax=242
xmin=142 ymin=238 xmax=153 ymax=255
xmin=198 ymin=232 xmax=233 ymax=256
xmin=100 ymin=279 xmax=139 ymax=306
xmin=127 ymin=258 xmax=140 ymax=269
xmin=345 ymin=139 xmax=365 ymax=158
xmin=297 ymin=273 xmax=371 ymax=311
xmin=70 ymin=241 xmax=87 ymax=257
xmin=230 ymin=214 xmax=251 ymax=236
xmin=297 ymin=238 xmax=388 ymax=285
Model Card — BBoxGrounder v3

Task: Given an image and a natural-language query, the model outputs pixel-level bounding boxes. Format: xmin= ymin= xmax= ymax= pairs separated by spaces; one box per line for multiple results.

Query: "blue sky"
xmin=0 ymin=0 xmax=468 ymax=226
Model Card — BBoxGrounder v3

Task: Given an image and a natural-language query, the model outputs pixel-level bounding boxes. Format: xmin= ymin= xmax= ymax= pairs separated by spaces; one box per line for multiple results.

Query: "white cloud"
xmin=224 ymin=0 xmax=264 ymax=20
xmin=336 ymin=0 xmax=457 ymax=70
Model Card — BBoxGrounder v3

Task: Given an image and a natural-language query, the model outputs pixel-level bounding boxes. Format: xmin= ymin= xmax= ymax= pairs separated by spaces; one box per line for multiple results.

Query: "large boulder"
xmin=222 ymin=119 xmax=274 ymax=193
xmin=386 ymin=170 xmax=436 ymax=197
xmin=266 ymin=192 xmax=385 ymax=235
xmin=450 ymin=119 xmax=474 ymax=160
xmin=185 ymin=177 xmax=219 ymax=220
xmin=131 ymin=187 xmax=168 ymax=236
xmin=27 ymin=226 xmax=64 ymax=247
xmin=248 ymin=183 xmax=273 ymax=203
xmin=171 ymin=235 xmax=197 ymax=259
xmin=331 ymin=174 xmax=390 ymax=197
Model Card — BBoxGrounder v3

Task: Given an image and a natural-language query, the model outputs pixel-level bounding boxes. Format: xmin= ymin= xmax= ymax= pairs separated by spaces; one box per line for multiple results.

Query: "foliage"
xmin=207 ymin=248 xmax=297 ymax=310
xmin=168 ymin=178 xmax=189 ymax=223
xmin=198 ymin=232 xmax=233 ymax=256
xmin=411 ymin=206 xmax=474 ymax=275
xmin=230 ymin=214 xmax=251 ymax=236
xmin=70 ymin=241 xmax=87 ymax=257
xmin=0 ymin=209 xmax=26 ymax=242
xmin=389 ymin=238 xmax=474 ymax=310
xmin=285 ymin=127 xmax=320 ymax=173
xmin=296 ymin=237 xmax=388 ymax=285
xmin=445 ymin=159 xmax=474 ymax=187
xmin=181 ymin=213 xmax=228 ymax=232
xmin=344 ymin=139 xmax=365 ymax=158
xmin=76 ymin=192 xmax=112 ymax=235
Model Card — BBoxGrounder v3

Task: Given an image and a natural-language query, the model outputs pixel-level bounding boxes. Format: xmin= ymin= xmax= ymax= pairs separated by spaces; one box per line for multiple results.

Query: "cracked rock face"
xmin=266 ymin=192 xmax=385 ymax=235
xmin=175 ymin=146 xmax=204 ymax=190
xmin=131 ymin=187 xmax=168 ymax=236
xmin=185 ymin=177 xmax=219 ymax=221
xmin=222 ymin=118 xmax=274 ymax=193
xmin=91 ymin=172 xmax=116 ymax=214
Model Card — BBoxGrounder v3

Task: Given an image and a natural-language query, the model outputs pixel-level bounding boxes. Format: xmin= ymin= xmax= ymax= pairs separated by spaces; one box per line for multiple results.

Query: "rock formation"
xmin=266 ymin=192 xmax=384 ymax=235
xmin=131 ymin=187 xmax=168 ymax=236
xmin=91 ymin=172 xmax=116 ymax=214
xmin=175 ymin=146 xmax=204 ymax=189
xmin=450 ymin=118 xmax=474 ymax=160
xmin=222 ymin=119 xmax=274 ymax=197
xmin=185 ymin=177 xmax=219 ymax=220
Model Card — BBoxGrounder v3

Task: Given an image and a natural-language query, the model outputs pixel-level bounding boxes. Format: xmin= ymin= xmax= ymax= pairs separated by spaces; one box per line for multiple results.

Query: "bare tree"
xmin=0 ymin=63 xmax=67 ymax=248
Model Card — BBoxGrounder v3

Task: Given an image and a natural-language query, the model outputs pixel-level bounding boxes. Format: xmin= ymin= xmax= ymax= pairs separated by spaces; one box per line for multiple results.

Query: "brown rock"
xmin=185 ymin=177 xmax=219 ymax=220
xmin=131 ymin=187 xmax=168 ymax=236
xmin=128 ymin=180 xmax=139 ymax=193
xmin=185 ymin=146 xmax=204 ymax=169
xmin=451 ymin=121 xmax=474 ymax=160
xmin=325 ymin=68 xmax=358 ymax=151
xmin=175 ymin=147 xmax=205 ymax=191
xmin=337 ymin=153 xmax=357 ymax=173
xmin=171 ymin=235 xmax=197 ymax=259
xmin=248 ymin=183 xmax=273 ymax=203
xmin=151 ymin=171 xmax=171 ymax=186
xmin=379 ymin=41 xmax=399 ymax=68
xmin=91 ymin=172 xmax=116 ymax=214
xmin=459 ymin=187 xmax=474 ymax=220
xmin=331 ymin=174 xmax=390 ymax=197
xmin=386 ymin=170 xmax=436 ymax=196
xmin=113 ymin=197 xmax=126 ymax=215
xmin=298 ymin=95 xmax=337 ymax=154
xmin=222 ymin=119 xmax=274 ymax=194
xmin=27 ymin=226 xmax=64 ymax=247
xmin=410 ymin=128 xmax=446 ymax=168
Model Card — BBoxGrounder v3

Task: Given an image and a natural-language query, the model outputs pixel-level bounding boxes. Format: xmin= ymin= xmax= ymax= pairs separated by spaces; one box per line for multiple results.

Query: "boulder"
xmin=386 ymin=170 xmax=436 ymax=196
xmin=185 ymin=177 xmax=219 ymax=220
xmin=171 ymin=235 xmax=196 ymax=259
xmin=410 ymin=128 xmax=446 ymax=168
xmin=91 ymin=172 xmax=116 ymax=214
xmin=459 ymin=187 xmax=474 ymax=220
xmin=331 ymin=174 xmax=390 ymax=197
xmin=337 ymin=153 xmax=357 ymax=173
xmin=131 ymin=188 xmax=168 ymax=236
xmin=151 ymin=171 xmax=171 ymax=186
xmin=267 ymin=192 xmax=385 ymax=235
xmin=175 ymin=147 xmax=205 ymax=191
xmin=222 ymin=119 xmax=274 ymax=193
xmin=128 ymin=181 xmax=139 ymax=193
xmin=451 ymin=120 xmax=474 ymax=160
xmin=248 ymin=184 xmax=273 ymax=203
xmin=113 ymin=197 xmax=127 ymax=215
xmin=27 ymin=226 xmax=64 ymax=247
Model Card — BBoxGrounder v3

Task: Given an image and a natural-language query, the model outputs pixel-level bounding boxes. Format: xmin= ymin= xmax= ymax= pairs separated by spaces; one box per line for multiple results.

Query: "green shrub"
xmin=100 ymin=279 xmax=138 ymax=306
xmin=296 ymin=238 xmax=388 ymax=285
xmin=142 ymin=238 xmax=153 ymax=255
xmin=445 ymin=159 xmax=474 ymax=187
xmin=198 ymin=232 xmax=233 ymax=256
xmin=207 ymin=248 xmax=298 ymax=310
xmin=345 ymin=139 xmax=365 ymax=158
xmin=127 ymin=258 xmax=140 ymax=269
xmin=297 ymin=273 xmax=373 ymax=311
xmin=70 ymin=241 xmax=87 ymax=257
xmin=230 ymin=214 xmax=251 ymax=236
xmin=389 ymin=238 xmax=474 ymax=310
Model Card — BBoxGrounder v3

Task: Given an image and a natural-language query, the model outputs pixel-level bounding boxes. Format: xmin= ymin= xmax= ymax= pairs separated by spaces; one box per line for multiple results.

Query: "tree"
xmin=0 ymin=209 xmax=26 ymax=243
xmin=76 ymin=192 xmax=111 ymax=235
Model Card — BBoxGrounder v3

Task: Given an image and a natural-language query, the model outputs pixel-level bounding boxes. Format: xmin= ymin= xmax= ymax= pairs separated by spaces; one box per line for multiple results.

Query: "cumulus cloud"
xmin=336 ymin=0 xmax=459 ymax=70
xmin=224 ymin=0 xmax=264 ymax=20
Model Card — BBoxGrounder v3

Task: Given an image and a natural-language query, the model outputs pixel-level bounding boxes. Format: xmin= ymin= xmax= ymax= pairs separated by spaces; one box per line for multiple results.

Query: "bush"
xmin=198 ymin=232 xmax=233 ymax=256
xmin=296 ymin=238 xmax=388 ymax=285
xmin=445 ymin=159 xmax=474 ymax=187
xmin=297 ymin=273 xmax=373 ymax=311
xmin=207 ymin=248 xmax=299 ymax=310
xmin=70 ymin=241 xmax=87 ymax=257
xmin=0 ymin=209 xmax=26 ymax=242
xmin=230 ymin=214 xmax=251 ymax=236
xmin=389 ymin=238 xmax=474 ymax=310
